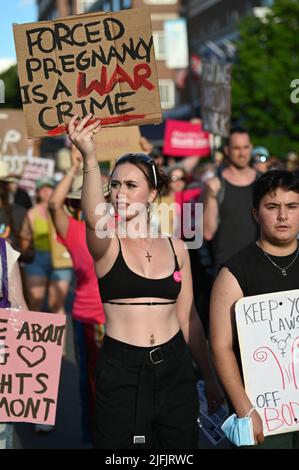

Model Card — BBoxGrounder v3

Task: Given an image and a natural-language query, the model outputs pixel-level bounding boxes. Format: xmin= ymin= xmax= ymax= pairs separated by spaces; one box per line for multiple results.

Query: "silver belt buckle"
xmin=133 ymin=435 xmax=145 ymax=444
xmin=149 ymin=347 xmax=164 ymax=364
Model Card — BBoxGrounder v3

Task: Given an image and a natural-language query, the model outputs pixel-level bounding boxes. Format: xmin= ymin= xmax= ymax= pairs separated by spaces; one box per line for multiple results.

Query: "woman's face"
xmin=169 ymin=169 xmax=186 ymax=193
xmin=109 ymin=163 xmax=156 ymax=221
xmin=37 ymin=186 xmax=53 ymax=203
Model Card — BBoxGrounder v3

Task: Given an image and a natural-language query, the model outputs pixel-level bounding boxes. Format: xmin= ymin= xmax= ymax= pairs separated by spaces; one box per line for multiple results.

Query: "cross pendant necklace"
xmin=138 ymin=237 xmax=153 ymax=262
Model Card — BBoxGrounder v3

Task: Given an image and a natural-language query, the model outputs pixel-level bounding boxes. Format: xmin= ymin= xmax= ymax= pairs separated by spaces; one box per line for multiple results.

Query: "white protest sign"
xmin=236 ymin=289 xmax=299 ymax=436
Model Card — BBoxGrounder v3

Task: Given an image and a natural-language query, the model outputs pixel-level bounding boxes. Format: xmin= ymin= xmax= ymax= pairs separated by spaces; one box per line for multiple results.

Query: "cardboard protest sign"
xmin=13 ymin=8 xmax=162 ymax=138
xmin=94 ymin=125 xmax=142 ymax=163
xmin=0 ymin=109 xmax=33 ymax=157
xmin=236 ymin=289 xmax=299 ymax=436
xmin=200 ymin=61 xmax=232 ymax=137
xmin=2 ymin=155 xmax=28 ymax=176
xmin=0 ymin=308 xmax=66 ymax=424
xmin=163 ymin=119 xmax=210 ymax=157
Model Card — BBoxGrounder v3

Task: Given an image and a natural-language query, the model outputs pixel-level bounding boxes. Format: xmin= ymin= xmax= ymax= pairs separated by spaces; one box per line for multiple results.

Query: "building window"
xmin=153 ymin=31 xmax=166 ymax=61
xmin=159 ymin=79 xmax=175 ymax=109
xmin=112 ymin=0 xmax=121 ymax=10
xmin=144 ymin=0 xmax=177 ymax=4
xmin=80 ymin=0 xmax=99 ymax=11
xmin=122 ymin=0 xmax=132 ymax=8
xmin=103 ymin=1 xmax=111 ymax=10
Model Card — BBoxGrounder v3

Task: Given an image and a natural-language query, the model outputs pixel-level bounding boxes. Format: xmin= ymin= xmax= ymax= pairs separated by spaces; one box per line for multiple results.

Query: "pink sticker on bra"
xmin=173 ymin=271 xmax=182 ymax=283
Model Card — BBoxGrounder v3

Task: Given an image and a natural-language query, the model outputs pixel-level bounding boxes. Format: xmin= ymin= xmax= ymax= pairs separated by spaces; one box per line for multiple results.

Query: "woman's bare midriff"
xmin=103 ymin=299 xmax=181 ymax=347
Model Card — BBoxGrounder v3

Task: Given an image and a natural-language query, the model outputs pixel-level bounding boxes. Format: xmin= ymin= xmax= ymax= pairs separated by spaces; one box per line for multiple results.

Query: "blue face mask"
xmin=221 ymin=414 xmax=255 ymax=447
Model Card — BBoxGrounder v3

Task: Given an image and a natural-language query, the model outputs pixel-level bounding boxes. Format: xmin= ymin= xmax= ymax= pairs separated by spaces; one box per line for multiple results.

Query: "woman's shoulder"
xmin=227 ymin=242 xmax=258 ymax=266
xmin=27 ymin=205 xmax=38 ymax=218
xmin=167 ymin=236 xmax=187 ymax=259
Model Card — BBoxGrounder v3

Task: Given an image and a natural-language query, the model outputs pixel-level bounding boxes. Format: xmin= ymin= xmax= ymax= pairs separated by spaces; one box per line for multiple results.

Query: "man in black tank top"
xmin=210 ymin=171 xmax=299 ymax=449
xmin=203 ymin=127 xmax=259 ymax=273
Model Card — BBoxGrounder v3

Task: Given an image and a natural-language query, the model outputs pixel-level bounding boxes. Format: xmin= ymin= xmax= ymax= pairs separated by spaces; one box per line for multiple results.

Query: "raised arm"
xmin=68 ymin=113 xmax=110 ymax=261
xmin=49 ymin=145 xmax=81 ymax=239
xmin=209 ymin=267 xmax=264 ymax=443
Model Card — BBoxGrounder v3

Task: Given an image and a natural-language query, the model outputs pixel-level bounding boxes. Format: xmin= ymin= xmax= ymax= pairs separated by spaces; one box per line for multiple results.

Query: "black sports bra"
xmin=98 ymin=237 xmax=182 ymax=305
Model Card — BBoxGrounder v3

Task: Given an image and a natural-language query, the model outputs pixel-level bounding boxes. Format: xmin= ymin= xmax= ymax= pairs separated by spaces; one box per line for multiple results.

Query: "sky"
xmin=0 ymin=0 xmax=37 ymax=71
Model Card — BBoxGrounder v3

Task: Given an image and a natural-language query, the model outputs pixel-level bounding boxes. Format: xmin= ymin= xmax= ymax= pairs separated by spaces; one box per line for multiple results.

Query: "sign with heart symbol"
xmin=17 ymin=345 xmax=46 ymax=368
xmin=0 ymin=308 xmax=66 ymax=425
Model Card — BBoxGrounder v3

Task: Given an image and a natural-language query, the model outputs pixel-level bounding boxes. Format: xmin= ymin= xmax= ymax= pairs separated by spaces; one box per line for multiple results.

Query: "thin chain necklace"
xmin=256 ymin=241 xmax=299 ymax=277
xmin=138 ymin=238 xmax=153 ymax=262
xmin=117 ymin=223 xmax=153 ymax=262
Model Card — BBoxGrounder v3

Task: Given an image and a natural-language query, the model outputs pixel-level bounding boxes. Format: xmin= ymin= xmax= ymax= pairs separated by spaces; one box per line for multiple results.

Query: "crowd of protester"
xmin=1 ymin=125 xmax=298 ymax=449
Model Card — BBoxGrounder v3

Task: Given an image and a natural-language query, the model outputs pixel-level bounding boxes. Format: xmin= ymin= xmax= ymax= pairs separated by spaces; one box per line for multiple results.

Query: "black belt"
xmin=102 ymin=331 xmax=187 ymax=446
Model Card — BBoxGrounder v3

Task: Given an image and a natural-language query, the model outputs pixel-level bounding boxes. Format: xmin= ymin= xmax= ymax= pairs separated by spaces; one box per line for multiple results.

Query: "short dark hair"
xmin=149 ymin=147 xmax=161 ymax=160
xmin=253 ymin=170 xmax=299 ymax=209
xmin=224 ymin=126 xmax=249 ymax=146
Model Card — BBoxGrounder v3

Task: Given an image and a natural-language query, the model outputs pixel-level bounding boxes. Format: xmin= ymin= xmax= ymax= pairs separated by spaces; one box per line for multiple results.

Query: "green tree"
xmin=232 ymin=0 xmax=299 ymax=157
xmin=0 ymin=65 xmax=22 ymax=109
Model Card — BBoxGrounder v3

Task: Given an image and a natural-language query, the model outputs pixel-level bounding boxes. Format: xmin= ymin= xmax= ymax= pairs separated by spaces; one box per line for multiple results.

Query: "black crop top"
xmin=98 ymin=237 xmax=182 ymax=304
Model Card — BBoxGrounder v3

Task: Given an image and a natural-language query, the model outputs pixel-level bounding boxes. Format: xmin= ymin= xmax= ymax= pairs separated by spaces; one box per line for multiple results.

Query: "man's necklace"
xmin=256 ymin=241 xmax=299 ymax=277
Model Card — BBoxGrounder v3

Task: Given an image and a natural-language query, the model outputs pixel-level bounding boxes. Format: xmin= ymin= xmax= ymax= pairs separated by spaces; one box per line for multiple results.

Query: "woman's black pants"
xmin=93 ymin=330 xmax=199 ymax=449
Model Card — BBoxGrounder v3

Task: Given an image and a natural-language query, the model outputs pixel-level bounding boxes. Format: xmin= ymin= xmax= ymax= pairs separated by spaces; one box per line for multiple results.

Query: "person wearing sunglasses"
xmin=168 ymin=166 xmax=187 ymax=194
xmin=67 ymin=113 xmax=223 ymax=450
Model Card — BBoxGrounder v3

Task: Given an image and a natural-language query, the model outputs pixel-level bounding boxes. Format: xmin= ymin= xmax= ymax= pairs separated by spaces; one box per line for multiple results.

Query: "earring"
xmin=147 ymin=202 xmax=152 ymax=221
xmin=109 ymin=203 xmax=115 ymax=217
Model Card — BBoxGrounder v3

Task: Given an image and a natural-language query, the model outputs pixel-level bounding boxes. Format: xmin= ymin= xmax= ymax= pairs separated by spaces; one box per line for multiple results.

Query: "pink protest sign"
xmin=0 ymin=308 xmax=66 ymax=425
xmin=163 ymin=119 xmax=211 ymax=157
xmin=174 ymin=188 xmax=202 ymax=206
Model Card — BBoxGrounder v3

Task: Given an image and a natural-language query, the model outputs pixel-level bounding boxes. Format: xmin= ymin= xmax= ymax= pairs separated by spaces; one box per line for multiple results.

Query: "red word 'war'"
xmin=77 ymin=63 xmax=154 ymax=98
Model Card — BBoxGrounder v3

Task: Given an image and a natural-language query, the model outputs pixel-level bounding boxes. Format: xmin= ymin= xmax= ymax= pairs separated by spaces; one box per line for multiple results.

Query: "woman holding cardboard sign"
xmin=68 ymin=113 xmax=223 ymax=449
